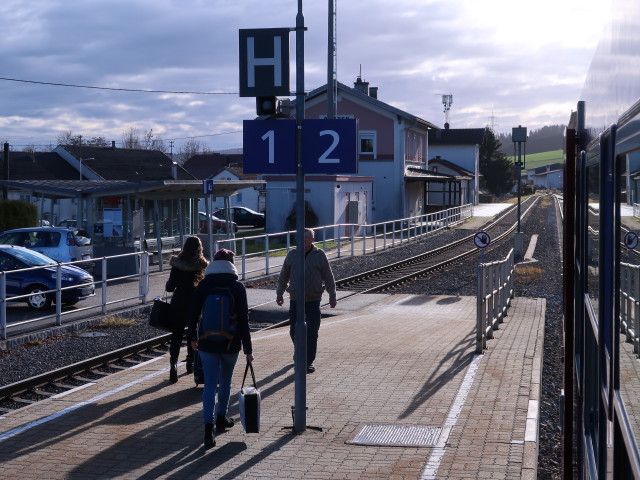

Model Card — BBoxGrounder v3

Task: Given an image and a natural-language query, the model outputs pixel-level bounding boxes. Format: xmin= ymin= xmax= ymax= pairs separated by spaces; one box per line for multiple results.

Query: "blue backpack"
xmin=199 ymin=288 xmax=237 ymax=348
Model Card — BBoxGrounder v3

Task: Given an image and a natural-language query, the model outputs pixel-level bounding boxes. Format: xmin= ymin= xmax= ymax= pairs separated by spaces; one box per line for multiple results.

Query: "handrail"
xmin=0 ymin=205 xmax=473 ymax=340
xmin=213 ymin=204 xmax=473 ymax=280
xmin=476 ymin=248 xmax=515 ymax=353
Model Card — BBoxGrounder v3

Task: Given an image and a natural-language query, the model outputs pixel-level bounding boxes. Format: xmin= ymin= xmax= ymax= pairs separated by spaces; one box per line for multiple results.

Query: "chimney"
xmin=171 ymin=162 xmax=178 ymax=179
xmin=369 ymin=86 xmax=378 ymax=99
xmin=112 ymin=141 xmax=116 ymax=149
xmin=354 ymin=76 xmax=369 ymax=95
xmin=444 ymin=123 xmax=450 ymax=129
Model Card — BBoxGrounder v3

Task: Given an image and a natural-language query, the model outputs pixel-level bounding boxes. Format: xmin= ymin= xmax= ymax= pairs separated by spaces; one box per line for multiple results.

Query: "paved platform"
xmin=0 ymin=292 xmax=544 ymax=479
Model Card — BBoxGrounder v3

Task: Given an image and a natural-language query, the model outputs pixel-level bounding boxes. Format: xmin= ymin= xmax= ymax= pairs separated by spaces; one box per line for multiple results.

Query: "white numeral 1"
xmin=261 ymin=129 xmax=275 ymax=163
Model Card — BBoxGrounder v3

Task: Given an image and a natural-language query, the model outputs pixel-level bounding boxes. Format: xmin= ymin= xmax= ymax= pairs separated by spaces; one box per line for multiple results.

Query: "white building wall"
xmin=428 ymin=144 xmax=480 ymax=204
xmin=358 ymin=161 xmax=396 ymax=222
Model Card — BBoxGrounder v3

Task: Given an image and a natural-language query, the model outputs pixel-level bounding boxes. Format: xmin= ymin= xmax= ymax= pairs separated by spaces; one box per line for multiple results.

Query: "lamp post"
xmin=79 ymin=157 xmax=94 ymax=180
xmin=512 ymin=126 xmax=527 ymax=259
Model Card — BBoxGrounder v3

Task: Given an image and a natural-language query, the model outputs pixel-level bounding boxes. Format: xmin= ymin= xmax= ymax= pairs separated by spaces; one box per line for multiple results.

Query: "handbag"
xmin=238 ymin=363 xmax=261 ymax=433
xmin=149 ymin=293 xmax=173 ymax=332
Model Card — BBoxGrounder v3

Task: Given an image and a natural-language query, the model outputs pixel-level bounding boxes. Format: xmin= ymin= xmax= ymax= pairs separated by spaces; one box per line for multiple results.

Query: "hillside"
xmin=509 ymin=150 xmax=564 ymax=169
xmin=498 ymin=125 xmax=565 ymax=155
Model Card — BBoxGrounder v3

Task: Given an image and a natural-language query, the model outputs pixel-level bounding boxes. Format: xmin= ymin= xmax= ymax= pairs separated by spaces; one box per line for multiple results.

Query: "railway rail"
xmin=0 ymin=196 xmax=539 ymax=413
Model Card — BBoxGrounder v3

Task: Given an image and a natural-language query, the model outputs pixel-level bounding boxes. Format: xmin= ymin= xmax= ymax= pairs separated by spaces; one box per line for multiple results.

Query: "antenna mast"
xmin=435 ymin=93 xmax=453 ymax=128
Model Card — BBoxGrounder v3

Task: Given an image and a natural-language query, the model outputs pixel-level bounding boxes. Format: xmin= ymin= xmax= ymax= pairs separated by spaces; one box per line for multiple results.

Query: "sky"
xmin=0 ymin=0 xmax=612 ymax=154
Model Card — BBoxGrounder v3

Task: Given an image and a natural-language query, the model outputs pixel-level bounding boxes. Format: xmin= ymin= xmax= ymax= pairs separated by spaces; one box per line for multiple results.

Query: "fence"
xmin=1 ymin=204 xmax=473 ymax=340
xmin=620 ymin=261 xmax=640 ymax=355
xmin=214 ymin=204 xmax=473 ymax=280
xmin=476 ymin=248 xmax=515 ymax=353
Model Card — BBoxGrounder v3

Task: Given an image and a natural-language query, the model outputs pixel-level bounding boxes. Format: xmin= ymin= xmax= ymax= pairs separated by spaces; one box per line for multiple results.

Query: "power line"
xmin=0 ymin=77 xmax=238 ymax=95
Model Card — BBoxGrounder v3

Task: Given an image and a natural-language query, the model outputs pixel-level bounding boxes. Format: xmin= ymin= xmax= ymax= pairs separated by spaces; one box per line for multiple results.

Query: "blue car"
xmin=0 ymin=245 xmax=95 ymax=310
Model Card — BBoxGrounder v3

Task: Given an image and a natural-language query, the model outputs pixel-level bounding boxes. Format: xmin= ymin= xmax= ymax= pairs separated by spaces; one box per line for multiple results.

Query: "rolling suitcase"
xmin=193 ymin=350 xmax=205 ymax=386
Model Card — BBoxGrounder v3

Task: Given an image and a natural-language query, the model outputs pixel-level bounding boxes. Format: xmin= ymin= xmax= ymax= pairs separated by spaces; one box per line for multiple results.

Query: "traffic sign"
xmin=474 ymin=231 xmax=491 ymax=248
xmin=624 ymin=231 xmax=639 ymax=250
xmin=239 ymin=28 xmax=290 ymax=97
xmin=203 ymin=179 xmax=213 ymax=195
xmin=302 ymin=119 xmax=357 ymax=174
xmin=243 ymin=119 xmax=296 ymax=174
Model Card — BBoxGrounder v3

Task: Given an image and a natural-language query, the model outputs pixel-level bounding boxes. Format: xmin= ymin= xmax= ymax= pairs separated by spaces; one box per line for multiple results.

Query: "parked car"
xmin=213 ymin=206 xmax=265 ymax=228
xmin=0 ymin=245 xmax=95 ymax=310
xmin=0 ymin=227 xmax=93 ymax=264
xmin=198 ymin=212 xmax=238 ymax=233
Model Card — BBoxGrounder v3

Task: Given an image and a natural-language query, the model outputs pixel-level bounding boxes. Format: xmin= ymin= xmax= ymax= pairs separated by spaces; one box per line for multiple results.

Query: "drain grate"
xmin=347 ymin=424 xmax=441 ymax=447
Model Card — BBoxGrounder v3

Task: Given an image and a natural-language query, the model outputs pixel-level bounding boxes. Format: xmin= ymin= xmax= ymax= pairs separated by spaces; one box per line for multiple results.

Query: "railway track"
xmin=336 ymin=195 xmax=538 ymax=293
xmin=0 ymin=196 xmax=539 ymax=412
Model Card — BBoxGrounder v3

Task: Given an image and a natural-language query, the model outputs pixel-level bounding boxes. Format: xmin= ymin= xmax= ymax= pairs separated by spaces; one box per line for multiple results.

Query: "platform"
xmin=0 ymin=291 xmax=544 ymax=479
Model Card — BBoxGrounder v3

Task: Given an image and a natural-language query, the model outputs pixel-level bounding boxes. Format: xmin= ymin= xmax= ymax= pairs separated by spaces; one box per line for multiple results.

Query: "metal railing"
xmin=620 ymin=261 xmax=640 ymax=355
xmin=0 ymin=204 xmax=473 ymax=340
xmin=213 ymin=204 xmax=473 ymax=280
xmin=0 ymin=252 xmax=151 ymax=340
xmin=476 ymin=248 xmax=514 ymax=353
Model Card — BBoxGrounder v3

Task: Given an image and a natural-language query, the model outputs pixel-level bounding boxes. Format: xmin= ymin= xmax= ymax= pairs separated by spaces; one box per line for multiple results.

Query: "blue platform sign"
xmin=243 ymin=119 xmax=296 ymax=174
xmin=302 ymin=119 xmax=357 ymax=174
xmin=203 ymin=179 xmax=214 ymax=195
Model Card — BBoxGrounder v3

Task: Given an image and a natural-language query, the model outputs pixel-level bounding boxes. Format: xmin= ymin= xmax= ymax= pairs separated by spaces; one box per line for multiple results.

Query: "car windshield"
xmin=8 ymin=248 xmax=56 ymax=267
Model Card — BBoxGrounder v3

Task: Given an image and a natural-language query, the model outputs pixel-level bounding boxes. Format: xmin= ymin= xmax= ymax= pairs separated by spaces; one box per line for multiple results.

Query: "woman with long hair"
xmin=165 ymin=235 xmax=208 ymax=383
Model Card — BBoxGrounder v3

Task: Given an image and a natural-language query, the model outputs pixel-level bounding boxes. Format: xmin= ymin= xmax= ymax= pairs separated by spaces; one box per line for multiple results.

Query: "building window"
xmin=359 ymin=131 xmax=376 ymax=157
xmin=432 ymin=166 xmax=438 ymax=173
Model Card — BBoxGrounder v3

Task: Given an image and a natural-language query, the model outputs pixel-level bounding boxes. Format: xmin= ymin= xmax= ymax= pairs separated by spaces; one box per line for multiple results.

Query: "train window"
xmin=616 ymin=147 xmax=640 ymax=453
xmin=586 ymin=162 xmax=600 ymax=309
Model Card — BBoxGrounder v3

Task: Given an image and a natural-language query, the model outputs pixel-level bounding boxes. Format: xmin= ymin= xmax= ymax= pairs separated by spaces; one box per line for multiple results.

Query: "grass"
xmin=514 ymin=264 xmax=544 ymax=285
xmin=508 ymin=150 xmax=564 ymax=169
xmin=95 ymin=316 xmax=137 ymax=328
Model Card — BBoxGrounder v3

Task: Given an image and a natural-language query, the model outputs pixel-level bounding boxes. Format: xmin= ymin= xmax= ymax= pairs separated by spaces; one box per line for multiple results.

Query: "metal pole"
xmin=327 ymin=0 xmax=335 ymax=119
xmin=3 ymin=143 xmax=9 ymax=200
xmin=517 ymin=143 xmax=521 ymax=233
xmin=294 ymin=0 xmax=307 ymax=433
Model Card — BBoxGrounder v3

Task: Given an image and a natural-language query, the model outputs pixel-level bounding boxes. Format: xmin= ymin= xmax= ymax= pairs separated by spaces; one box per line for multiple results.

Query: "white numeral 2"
xmin=318 ymin=130 xmax=340 ymax=163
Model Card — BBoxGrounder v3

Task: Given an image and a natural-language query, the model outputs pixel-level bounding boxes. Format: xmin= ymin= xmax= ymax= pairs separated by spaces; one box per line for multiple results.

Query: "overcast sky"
xmin=0 ymin=0 xmax=611 ymax=153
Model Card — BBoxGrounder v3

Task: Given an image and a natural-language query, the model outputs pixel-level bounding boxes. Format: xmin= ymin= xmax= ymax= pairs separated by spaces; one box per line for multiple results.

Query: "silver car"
xmin=0 ymin=227 xmax=93 ymax=265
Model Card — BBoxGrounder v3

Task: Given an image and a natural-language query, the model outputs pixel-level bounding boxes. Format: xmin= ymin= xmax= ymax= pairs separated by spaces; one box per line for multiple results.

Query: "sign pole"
xmin=293 ymin=0 xmax=307 ymax=434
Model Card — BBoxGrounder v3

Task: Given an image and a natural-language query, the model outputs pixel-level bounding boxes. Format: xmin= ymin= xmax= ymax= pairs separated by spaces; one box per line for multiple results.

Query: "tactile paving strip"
xmin=346 ymin=424 xmax=441 ymax=447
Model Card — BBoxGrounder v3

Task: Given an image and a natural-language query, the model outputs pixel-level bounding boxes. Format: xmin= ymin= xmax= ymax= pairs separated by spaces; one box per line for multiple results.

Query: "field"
xmin=508 ymin=149 xmax=563 ymax=169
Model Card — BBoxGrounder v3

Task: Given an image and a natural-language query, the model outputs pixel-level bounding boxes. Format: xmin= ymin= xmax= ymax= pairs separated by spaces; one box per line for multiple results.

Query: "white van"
xmin=0 ymin=227 xmax=93 ymax=265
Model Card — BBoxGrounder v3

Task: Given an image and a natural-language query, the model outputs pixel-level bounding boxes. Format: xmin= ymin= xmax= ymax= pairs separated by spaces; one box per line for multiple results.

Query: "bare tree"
xmin=175 ymin=138 xmax=204 ymax=164
xmin=57 ymin=131 xmax=82 ymax=146
xmin=85 ymin=136 xmax=108 ymax=147
xmin=122 ymin=127 xmax=142 ymax=149
xmin=142 ymin=129 xmax=167 ymax=152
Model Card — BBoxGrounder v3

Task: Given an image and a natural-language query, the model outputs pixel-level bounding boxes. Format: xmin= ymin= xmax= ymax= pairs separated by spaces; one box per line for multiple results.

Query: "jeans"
xmin=198 ymin=350 xmax=239 ymax=424
xmin=289 ymin=300 xmax=321 ymax=366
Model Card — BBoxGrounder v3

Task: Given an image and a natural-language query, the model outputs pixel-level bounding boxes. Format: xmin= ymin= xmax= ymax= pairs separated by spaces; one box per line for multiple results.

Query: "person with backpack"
xmin=276 ymin=227 xmax=337 ymax=374
xmin=188 ymin=248 xmax=254 ymax=449
xmin=165 ymin=235 xmax=208 ymax=384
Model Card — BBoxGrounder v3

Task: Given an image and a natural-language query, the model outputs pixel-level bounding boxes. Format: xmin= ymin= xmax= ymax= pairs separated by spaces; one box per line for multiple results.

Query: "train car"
xmin=565 ymin=0 xmax=640 ymax=477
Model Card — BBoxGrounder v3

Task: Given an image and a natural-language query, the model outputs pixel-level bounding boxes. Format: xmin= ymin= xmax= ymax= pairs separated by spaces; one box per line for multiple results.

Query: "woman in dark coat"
xmin=165 ymin=236 xmax=208 ymax=383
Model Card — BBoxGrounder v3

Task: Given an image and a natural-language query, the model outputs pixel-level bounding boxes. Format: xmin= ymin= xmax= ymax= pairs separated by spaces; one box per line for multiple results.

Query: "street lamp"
xmin=512 ymin=126 xmax=527 ymax=259
xmin=79 ymin=157 xmax=94 ymax=180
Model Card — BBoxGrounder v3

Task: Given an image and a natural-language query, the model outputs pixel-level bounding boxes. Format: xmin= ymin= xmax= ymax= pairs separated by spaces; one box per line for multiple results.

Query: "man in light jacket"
xmin=276 ymin=228 xmax=337 ymax=373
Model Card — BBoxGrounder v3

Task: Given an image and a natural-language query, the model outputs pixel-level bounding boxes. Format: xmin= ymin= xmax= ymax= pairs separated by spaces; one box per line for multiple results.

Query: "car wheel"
xmin=26 ymin=286 xmax=53 ymax=310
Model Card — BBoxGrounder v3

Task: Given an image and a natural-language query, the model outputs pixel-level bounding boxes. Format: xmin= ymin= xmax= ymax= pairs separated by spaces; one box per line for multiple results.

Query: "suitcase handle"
xmin=241 ymin=363 xmax=257 ymax=389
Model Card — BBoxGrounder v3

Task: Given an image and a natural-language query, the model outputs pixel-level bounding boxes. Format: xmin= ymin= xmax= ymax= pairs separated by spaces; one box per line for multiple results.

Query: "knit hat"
xmin=214 ymin=248 xmax=235 ymax=263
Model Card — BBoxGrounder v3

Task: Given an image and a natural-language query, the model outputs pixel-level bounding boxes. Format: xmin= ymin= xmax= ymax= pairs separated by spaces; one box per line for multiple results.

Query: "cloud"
xmin=0 ymin=0 xmax=612 ymax=150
